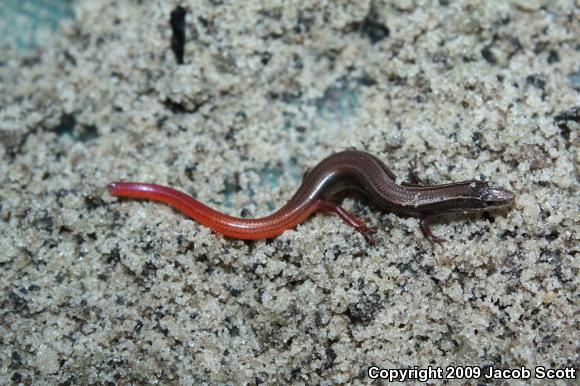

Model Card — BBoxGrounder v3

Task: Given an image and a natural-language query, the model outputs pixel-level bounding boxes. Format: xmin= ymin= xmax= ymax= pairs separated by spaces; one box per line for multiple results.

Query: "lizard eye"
xmin=481 ymin=192 xmax=497 ymax=204
xmin=481 ymin=186 xmax=515 ymax=206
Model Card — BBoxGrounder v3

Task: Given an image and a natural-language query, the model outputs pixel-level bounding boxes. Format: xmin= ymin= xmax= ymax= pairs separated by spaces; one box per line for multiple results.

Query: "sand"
xmin=1 ymin=0 xmax=578 ymax=384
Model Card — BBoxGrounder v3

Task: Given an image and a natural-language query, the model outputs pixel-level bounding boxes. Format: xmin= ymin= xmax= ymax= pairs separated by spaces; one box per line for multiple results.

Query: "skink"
xmin=108 ymin=150 xmax=515 ymax=243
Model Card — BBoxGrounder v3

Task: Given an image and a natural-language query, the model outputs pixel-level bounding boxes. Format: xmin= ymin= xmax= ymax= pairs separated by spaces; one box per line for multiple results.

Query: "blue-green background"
xmin=0 ymin=0 xmax=73 ymax=54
